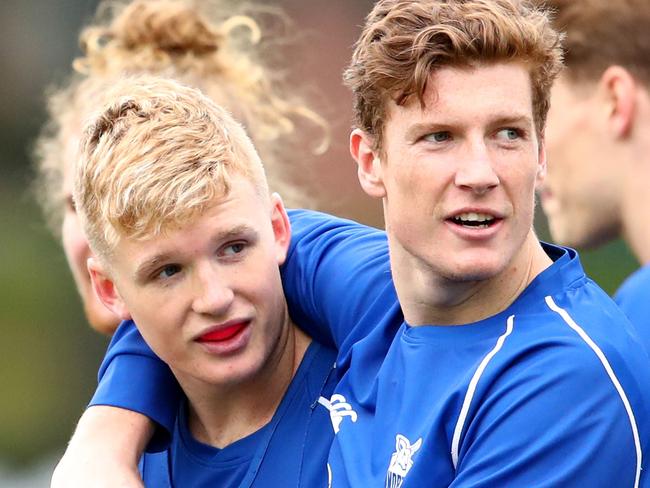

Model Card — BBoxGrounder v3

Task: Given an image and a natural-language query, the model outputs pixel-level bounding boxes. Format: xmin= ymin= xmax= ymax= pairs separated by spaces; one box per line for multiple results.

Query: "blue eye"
xmin=424 ymin=131 xmax=451 ymax=143
xmin=158 ymin=264 xmax=181 ymax=279
xmin=497 ymin=128 xmax=521 ymax=140
xmin=222 ymin=242 xmax=246 ymax=256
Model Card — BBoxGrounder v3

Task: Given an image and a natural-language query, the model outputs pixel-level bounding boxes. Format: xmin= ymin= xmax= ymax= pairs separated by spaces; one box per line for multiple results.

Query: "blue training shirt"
xmin=614 ymin=264 xmax=650 ymax=357
xmin=283 ymin=210 xmax=650 ymax=487
xmin=136 ymin=341 xmax=337 ymax=487
xmin=91 ymin=209 xmax=650 ymax=487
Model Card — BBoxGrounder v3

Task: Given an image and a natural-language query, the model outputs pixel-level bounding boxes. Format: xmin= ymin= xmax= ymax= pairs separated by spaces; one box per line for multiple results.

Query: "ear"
xmin=396 ymin=434 xmax=408 ymax=450
xmin=600 ymin=66 xmax=637 ymax=139
xmin=269 ymin=193 xmax=291 ymax=265
xmin=87 ymin=257 xmax=131 ymax=320
xmin=350 ymin=128 xmax=386 ymax=198
xmin=535 ymin=134 xmax=547 ymax=187
xmin=411 ymin=437 xmax=423 ymax=453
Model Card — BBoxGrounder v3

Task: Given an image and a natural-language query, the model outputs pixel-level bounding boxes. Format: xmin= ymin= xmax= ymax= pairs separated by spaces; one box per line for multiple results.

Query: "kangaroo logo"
xmin=385 ymin=434 xmax=423 ymax=488
xmin=318 ymin=394 xmax=358 ymax=434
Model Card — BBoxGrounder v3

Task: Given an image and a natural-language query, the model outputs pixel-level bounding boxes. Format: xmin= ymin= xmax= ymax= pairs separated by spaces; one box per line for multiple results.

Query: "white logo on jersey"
xmin=318 ymin=394 xmax=358 ymax=434
xmin=385 ymin=434 xmax=423 ymax=488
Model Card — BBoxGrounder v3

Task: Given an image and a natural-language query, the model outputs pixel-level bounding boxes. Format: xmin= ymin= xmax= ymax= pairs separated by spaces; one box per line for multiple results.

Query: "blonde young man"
xmin=66 ymin=75 xmax=336 ymax=487
xmin=55 ymin=1 xmax=650 ymax=487
xmin=33 ymin=0 xmax=327 ymax=336
xmin=539 ymin=0 xmax=650 ymax=352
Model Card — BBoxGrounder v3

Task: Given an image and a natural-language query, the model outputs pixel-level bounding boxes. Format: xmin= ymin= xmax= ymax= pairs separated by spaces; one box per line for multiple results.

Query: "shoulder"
xmin=287 ymin=209 xmax=387 ymax=252
xmin=615 ymin=264 xmax=650 ymax=304
xmin=614 ymin=265 xmax=650 ymax=327
xmin=457 ymin=313 xmax=645 ymax=487
xmin=472 ymin=298 xmax=650 ymax=459
xmin=504 ymin=287 xmax=648 ymax=401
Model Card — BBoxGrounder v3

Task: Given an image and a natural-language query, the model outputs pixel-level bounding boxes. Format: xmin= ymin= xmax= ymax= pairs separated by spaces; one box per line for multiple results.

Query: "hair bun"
xmin=114 ymin=0 xmax=221 ymax=55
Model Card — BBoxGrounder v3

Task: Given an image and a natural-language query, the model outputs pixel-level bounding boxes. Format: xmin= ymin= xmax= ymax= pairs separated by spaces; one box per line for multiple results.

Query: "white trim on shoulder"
xmin=545 ymin=295 xmax=642 ymax=488
xmin=451 ymin=315 xmax=515 ymax=469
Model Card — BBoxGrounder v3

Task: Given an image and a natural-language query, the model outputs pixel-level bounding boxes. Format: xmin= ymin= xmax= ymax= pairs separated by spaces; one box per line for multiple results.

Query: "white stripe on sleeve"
xmin=545 ymin=295 xmax=642 ymax=488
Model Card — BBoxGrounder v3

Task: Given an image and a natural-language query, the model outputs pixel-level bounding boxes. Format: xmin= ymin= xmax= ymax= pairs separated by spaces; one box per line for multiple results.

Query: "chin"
xmin=446 ymin=248 xmax=506 ymax=277
xmin=205 ymin=362 xmax=261 ymax=387
xmin=445 ymin=267 xmax=499 ymax=283
xmin=545 ymin=219 xmax=570 ymax=245
xmin=548 ymin=224 xmax=583 ymax=248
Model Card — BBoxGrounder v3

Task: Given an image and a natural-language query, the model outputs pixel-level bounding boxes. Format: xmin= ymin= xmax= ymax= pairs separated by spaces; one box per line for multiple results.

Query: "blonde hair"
xmin=344 ymin=0 xmax=563 ymax=150
xmin=76 ymin=75 xmax=267 ymax=259
xmin=34 ymin=0 xmax=327 ymax=235
xmin=543 ymin=0 xmax=650 ymax=85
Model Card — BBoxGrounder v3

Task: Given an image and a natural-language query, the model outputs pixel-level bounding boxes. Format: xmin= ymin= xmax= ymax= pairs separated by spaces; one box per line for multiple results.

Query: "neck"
xmin=176 ymin=320 xmax=310 ymax=448
xmin=621 ymin=92 xmax=650 ymax=265
xmin=391 ymin=231 xmax=552 ymax=325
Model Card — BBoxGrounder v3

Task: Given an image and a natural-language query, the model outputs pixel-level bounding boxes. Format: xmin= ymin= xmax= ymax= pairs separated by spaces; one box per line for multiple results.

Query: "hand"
xmin=50 ymin=406 xmax=154 ymax=488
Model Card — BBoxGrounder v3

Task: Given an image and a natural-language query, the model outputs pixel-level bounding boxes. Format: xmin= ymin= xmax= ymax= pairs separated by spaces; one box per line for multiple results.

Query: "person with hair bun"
xmin=33 ymin=0 xmax=327 ymax=336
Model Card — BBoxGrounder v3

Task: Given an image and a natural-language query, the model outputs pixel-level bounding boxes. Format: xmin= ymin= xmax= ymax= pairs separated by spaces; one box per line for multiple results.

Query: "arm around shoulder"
xmin=51 ymin=405 xmax=153 ymax=488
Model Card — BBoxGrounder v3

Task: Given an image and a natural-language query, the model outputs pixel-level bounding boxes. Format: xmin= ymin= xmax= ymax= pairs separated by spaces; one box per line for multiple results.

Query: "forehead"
xmin=119 ymin=175 xmax=267 ymax=249
xmin=386 ymin=62 xmax=534 ymax=130
xmin=108 ymin=178 xmax=270 ymax=280
xmin=62 ymin=119 xmax=84 ymax=193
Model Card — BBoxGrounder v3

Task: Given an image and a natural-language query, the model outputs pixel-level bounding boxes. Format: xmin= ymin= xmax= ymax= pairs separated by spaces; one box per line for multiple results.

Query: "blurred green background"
xmin=0 ymin=0 xmax=638 ymax=485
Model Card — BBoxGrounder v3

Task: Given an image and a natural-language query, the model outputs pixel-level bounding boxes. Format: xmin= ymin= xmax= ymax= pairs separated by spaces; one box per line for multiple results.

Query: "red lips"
xmin=198 ymin=322 xmax=247 ymax=342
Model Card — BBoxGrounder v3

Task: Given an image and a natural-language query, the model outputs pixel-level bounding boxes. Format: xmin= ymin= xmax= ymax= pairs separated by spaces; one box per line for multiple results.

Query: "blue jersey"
xmin=92 ymin=210 xmax=650 ymax=487
xmin=284 ymin=210 xmax=650 ymax=487
xmin=95 ymin=336 xmax=337 ymax=487
xmin=615 ymin=264 xmax=650 ymax=357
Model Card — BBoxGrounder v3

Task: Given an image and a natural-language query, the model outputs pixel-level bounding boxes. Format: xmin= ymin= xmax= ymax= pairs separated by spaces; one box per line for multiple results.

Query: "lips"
xmin=443 ymin=207 xmax=506 ymax=241
xmin=197 ymin=321 xmax=248 ymax=343
xmin=446 ymin=208 xmax=503 ymax=228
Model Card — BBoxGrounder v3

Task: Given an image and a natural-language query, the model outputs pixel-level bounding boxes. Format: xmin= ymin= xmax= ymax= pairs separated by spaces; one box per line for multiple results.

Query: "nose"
xmin=191 ymin=262 xmax=234 ymax=316
xmin=454 ymin=141 xmax=500 ymax=195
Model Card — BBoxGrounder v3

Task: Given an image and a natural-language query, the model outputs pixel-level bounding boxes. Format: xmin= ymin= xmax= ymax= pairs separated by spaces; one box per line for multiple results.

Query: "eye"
xmin=423 ymin=131 xmax=451 ymax=143
xmin=496 ymin=128 xmax=522 ymax=141
xmin=221 ymin=242 xmax=246 ymax=257
xmin=157 ymin=264 xmax=181 ymax=280
xmin=65 ymin=195 xmax=77 ymax=214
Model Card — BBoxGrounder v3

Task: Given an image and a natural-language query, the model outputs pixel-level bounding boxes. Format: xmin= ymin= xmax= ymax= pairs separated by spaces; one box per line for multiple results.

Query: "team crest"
xmin=385 ymin=434 xmax=422 ymax=488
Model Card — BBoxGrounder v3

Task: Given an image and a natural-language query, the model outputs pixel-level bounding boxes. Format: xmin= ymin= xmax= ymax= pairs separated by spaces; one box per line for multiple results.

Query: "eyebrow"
xmin=133 ymin=223 xmax=258 ymax=283
xmin=134 ymin=252 xmax=177 ymax=283
xmin=489 ymin=114 xmax=534 ymax=128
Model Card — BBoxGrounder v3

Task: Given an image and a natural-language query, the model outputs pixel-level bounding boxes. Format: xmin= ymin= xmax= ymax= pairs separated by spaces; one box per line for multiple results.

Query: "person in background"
xmin=539 ymin=0 xmax=650 ymax=352
xmin=33 ymin=0 xmax=327 ymax=335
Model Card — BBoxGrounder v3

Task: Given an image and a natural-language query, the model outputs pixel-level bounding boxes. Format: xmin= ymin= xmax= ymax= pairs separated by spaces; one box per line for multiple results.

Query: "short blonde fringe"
xmin=76 ymin=75 xmax=268 ymax=258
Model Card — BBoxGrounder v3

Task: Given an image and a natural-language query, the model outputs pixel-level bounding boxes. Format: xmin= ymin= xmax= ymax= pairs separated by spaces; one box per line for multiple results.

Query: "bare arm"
xmin=51 ymin=406 xmax=154 ymax=488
